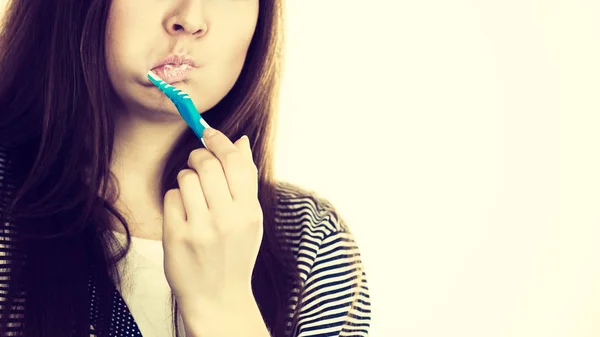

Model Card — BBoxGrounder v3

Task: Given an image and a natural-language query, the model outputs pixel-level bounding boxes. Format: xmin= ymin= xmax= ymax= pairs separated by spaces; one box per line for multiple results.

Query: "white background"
xmin=2 ymin=1 xmax=600 ymax=336
xmin=277 ymin=1 xmax=600 ymax=337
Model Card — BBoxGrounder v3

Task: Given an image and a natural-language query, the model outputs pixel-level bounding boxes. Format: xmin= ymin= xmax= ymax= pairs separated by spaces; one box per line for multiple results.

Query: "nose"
xmin=165 ymin=2 xmax=208 ymax=38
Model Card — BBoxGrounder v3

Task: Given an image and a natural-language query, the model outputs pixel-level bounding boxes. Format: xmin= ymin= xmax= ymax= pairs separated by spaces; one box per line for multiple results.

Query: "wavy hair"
xmin=0 ymin=0 xmax=311 ymax=336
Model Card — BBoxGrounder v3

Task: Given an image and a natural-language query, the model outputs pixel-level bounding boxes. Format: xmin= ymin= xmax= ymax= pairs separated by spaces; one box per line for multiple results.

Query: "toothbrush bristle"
xmin=147 ymin=70 xmax=194 ymax=102
xmin=145 ymin=71 xmax=209 ymax=136
xmin=147 ymin=71 xmax=162 ymax=82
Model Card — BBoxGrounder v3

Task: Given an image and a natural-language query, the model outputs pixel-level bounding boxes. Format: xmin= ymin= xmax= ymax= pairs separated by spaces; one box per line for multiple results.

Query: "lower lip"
xmin=151 ymin=64 xmax=194 ymax=84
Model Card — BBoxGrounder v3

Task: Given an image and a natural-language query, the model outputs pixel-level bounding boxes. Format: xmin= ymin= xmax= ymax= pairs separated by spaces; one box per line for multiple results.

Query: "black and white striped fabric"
xmin=0 ymin=147 xmax=371 ymax=336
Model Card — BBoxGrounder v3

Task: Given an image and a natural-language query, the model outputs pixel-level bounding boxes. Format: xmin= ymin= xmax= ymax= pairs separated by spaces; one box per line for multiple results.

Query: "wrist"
xmin=178 ymin=291 xmax=258 ymax=335
xmin=177 ymin=287 xmax=254 ymax=315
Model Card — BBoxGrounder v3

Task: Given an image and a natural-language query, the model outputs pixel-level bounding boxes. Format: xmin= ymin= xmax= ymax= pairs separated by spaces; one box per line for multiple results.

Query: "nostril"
xmin=173 ymin=24 xmax=184 ymax=31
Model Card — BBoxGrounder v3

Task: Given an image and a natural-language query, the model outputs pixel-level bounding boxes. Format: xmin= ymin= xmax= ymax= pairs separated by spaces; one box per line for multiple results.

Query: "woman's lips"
xmin=151 ymin=64 xmax=194 ymax=84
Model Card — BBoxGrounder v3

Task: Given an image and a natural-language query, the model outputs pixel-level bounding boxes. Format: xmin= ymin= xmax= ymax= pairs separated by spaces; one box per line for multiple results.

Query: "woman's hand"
xmin=162 ymin=128 xmax=263 ymax=314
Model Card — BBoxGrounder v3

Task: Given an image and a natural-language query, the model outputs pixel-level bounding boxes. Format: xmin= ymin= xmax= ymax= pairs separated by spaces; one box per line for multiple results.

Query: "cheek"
xmin=105 ymin=4 xmax=151 ymax=77
xmin=192 ymin=33 xmax=254 ymax=112
xmin=104 ymin=32 xmax=122 ymax=93
xmin=105 ymin=12 xmax=128 ymax=85
xmin=224 ymin=19 xmax=258 ymax=70
xmin=220 ymin=33 xmax=255 ymax=88
xmin=105 ymin=25 xmax=147 ymax=106
xmin=216 ymin=3 xmax=258 ymax=66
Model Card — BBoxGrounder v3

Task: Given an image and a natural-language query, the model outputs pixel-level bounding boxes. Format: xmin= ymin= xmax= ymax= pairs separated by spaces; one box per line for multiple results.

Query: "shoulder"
xmin=272 ymin=181 xmax=358 ymax=278
xmin=273 ymin=180 xmax=349 ymax=237
xmin=273 ymin=182 xmax=372 ymax=336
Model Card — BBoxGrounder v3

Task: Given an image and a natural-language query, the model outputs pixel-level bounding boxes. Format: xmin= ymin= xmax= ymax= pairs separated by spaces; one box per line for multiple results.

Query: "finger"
xmin=233 ymin=136 xmax=258 ymax=199
xmin=177 ymin=168 xmax=209 ymax=223
xmin=202 ymin=129 xmax=257 ymax=201
xmin=163 ymin=188 xmax=187 ymax=240
xmin=202 ymin=128 xmax=240 ymax=158
xmin=235 ymin=135 xmax=254 ymax=162
xmin=187 ymin=149 xmax=232 ymax=210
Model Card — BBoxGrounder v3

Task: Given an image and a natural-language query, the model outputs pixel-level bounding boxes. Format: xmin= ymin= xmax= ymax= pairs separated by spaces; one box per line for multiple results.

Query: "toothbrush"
xmin=147 ymin=70 xmax=211 ymax=147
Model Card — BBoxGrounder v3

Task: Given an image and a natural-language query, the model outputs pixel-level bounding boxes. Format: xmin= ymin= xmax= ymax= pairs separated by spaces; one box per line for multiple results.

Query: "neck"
xmin=107 ymin=109 xmax=188 ymax=234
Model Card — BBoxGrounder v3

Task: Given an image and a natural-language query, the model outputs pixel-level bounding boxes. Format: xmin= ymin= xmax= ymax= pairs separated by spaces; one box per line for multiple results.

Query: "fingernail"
xmin=203 ymin=128 xmax=216 ymax=138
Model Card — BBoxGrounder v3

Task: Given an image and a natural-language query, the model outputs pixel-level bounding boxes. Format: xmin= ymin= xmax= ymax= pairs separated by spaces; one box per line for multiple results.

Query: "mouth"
xmin=150 ymin=54 xmax=198 ymax=84
xmin=150 ymin=64 xmax=194 ymax=84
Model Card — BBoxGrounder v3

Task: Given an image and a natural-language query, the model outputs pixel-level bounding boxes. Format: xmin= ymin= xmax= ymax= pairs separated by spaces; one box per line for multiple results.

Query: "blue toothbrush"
xmin=147 ymin=71 xmax=211 ymax=147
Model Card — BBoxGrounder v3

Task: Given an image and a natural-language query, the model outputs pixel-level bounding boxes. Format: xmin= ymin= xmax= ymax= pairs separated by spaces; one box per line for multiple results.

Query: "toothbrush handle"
xmin=177 ymin=99 xmax=210 ymax=140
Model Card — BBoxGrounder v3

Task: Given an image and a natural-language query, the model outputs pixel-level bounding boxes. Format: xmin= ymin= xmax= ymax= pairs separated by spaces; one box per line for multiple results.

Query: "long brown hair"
xmin=0 ymin=0 xmax=303 ymax=336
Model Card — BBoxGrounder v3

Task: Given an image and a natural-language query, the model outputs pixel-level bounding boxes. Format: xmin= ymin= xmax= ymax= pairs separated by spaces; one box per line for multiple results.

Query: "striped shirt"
xmin=0 ymin=147 xmax=371 ymax=336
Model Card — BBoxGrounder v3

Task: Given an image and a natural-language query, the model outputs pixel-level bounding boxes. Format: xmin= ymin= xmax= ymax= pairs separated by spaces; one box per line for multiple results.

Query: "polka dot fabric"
xmin=0 ymin=147 xmax=372 ymax=337
xmin=108 ymin=288 xmax=143 ymax=336
xmin=88 ymin=269 xmax=143 ymax=337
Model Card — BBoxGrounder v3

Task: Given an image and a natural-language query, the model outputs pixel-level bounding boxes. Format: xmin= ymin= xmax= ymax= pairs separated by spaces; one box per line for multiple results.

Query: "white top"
xmin=0 ymin=149 xmax=372 ymax=336
xmin=111 ymin=231 xmax=186 ymax=337
xmin=0 ymin=151 xmax=372 ymax=337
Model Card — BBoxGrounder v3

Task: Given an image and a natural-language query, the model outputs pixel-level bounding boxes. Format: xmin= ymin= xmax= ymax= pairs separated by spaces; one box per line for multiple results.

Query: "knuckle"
xmin=241 ymin=204 xmax=263 ymax=226
xmin=213 ymin=226 xmax=230 ymax=239
xmin=252 ymin=207 xmax=264 ymax=224
xmin=165 ymin=230 xmax=185 ymax=245
xmin=198 ymin=231 xmax=218 ymax=245
xmin=165 ymin=188 xmax=180 ymax=200
xmin=177 ymin=169 xmax=196 ymax=182
xmin=249 ymin=163 xmax=259 ymax=175
xmin=187 ymin=148 xmax=207 ymax=167
xmin=221 ymin=151 xmax=244 ymax=166
xmin=244 ymin=159 xmax=258 ymax=174
xmin=201 ymin=220 xmax=225 ymax=241
xmin=196 ymin=157 xmax=220 ymax=174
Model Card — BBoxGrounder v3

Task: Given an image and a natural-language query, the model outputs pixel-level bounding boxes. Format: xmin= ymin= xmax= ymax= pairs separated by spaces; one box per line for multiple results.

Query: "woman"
xmin=0 ymin=0 xmax=371 ymax=336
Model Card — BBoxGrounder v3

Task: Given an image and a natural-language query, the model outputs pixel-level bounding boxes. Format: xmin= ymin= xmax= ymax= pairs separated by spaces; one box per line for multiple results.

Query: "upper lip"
xmin=152 ymin=54 xmax=198 ymax=69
